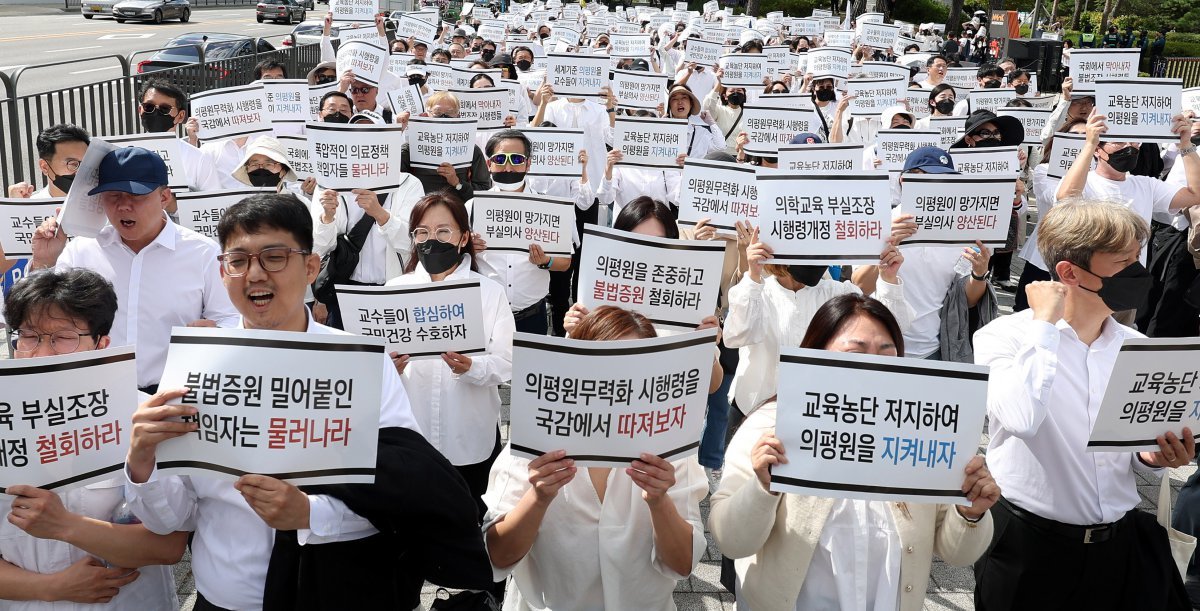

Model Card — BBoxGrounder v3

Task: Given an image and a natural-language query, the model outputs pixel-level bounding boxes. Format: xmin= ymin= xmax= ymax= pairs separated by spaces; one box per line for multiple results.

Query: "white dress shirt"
xmin=596 ymin=166 xmax=682 ymax=216
xmin=975 ymin=310 xmax=1160 ymax=525
xmin=123 ymin=315 xmax=420 ymax=611
xmin=1020 ymin=164 xmax=1061 ymax=272
xmin=684 ymin=116 xmax=726 ymax=160
xmin=176 ymin=138 xmax=224 ymax=192
xmin=681 ymin=68 xmax=716 ymax=104
xmin=789 ymin=499 xmax=902 ymax=611
xmin=57 ymin=218 xmax=240 ymax=387
xmin=724 ymin=275 xmax=913 ymax=413
xmin=482 ymin=446 xmax=707 ymax=611
xmin=0 ymin=479 xmax=178 ymax=611
xmin=310 ymin=175 xmax=424 ymax=285
xmin=386 ymin=257 xmax=515 ymax=465
xmin=199 ymin=136 xmax=258 ymax=190
xmin=541 ymin=99 xmax=613 ymax=186
xmin=890 ymin=243 xmax=963 ymax=358
xmin=1162 ymin=146 xmax=1193 ymax=230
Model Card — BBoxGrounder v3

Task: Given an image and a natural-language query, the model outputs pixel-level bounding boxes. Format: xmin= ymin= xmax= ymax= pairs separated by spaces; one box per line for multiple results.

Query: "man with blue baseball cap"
xmin=901 ymin=145 xmax=960 ymax=174
xmin=30 ymin=146 xmax=239 ymax=391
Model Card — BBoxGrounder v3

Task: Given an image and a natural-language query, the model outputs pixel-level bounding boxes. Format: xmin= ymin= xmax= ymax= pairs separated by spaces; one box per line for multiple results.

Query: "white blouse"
xmin=789 ymin=499 xmax=902 ymax=611
xmin=0 ymin=479 xmax=177 ymax=611
xmin=482 ymin=446 xmax=707 ymax=611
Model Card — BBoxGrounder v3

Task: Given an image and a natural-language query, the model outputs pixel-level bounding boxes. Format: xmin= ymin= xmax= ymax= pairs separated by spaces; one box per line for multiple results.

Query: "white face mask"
xmin=495 ymin=177 xmax=526 ymax=191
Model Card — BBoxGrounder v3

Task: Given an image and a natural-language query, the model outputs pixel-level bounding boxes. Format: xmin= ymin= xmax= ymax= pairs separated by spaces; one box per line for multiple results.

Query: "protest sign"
xmin=156 ymin=328 xmax=384 ymax=485
xmin=610 ymin=33 xmax=650 ymax=57
xmin=545 ymin=52 xmax=609 ymax=101
xmin=822 ymin=29 xmax=854 ymax=48
xmin=396 ymin=13 xmax=439 ymax=43
xmin=336 ymin=280 xmax=487 ymax=358
xmin=806 ymin=46 xmax=851 ymax=79
xmin=520 ymin=127 xmax=584 ymax=178
xmin=453 ymin=66 xmax=503 ymax=88
xmin=676 ymin=158 xmax=759 ymax=232
xmin=718 ymin=53 xmax=770 ymax=87
xmin=967 ymin=88 xmax=1018 ymax=114
xmin=811 ymin=8 xmax=833 ymax=18
xmin=944 ymin=66 xmax=977 ymax=90
xmin=578 ymin=224 xmax=725 ymax=329
xmin=875 ymin=129 xmax=942 ymax=171
xmin=1046 ymin=132 xmax=1092 ymax=180
xmin=308 ymin=123 xmax=404 ymax=191
xmin=764 ymin=44 xmax=790 ymax=71
xmin=470 ymin=191 xmax=575 ymax=256
xmin=996 ymin=107 xmax=1053 ymax=145
xmin=336 ymin=40 xmax=388 ymax=86
xmin=57 ymin=138 xmax=116 ymax=239
xmin=684 ymin=39 xmax=722 ymax=66
xmin=406 ymin=117 xmax=478 ymax=169
xmin=952 ymin=146 xmax=1021 ymax=175
xmin=861 ymin=61 xmax=910 ymax=81
xmin=701 ymin=26 xmax=727 ymax=43
xmin=860 ymin=21 xmax=901 ymax=50
xmin=898 ymin=174 xmax=1015 ymax=247
xmin=928 ymin=115 xmax=967 ymax=149
xmin=275 ymin=134 xmax=314 ymax=182
xmin=790 ymin=17 xmax=824 ymax=37
xmin=754 ymin=92 xmax=815 ymax=109
xmin=336 ymin=24 xmax=380 ymax=45
xmin=1185 ymin=87 xmax=1200 ymax=114
xmin=0 ymin=346 xmax=139 ymax=491
xmin=553 ymin=25 xmax=581 ymax=46
xmin=1069 ymin=48 xmax=1141 ymax=94
xmin=102 ymin=133 xmax=187 ymax=191
xmin=424 ymin=63 xmax=455 ymax=92
xmin=771 ymin=347 xmax=989 ymax=505
xmin=613 ymin=117 xmax=688 ymax=169
xmin=387 ymin=83 xmax=426 ymax=117
xmin=906 ymin=87 xmax=932 ymax=120
xmin=308 ymin=81 xmax=338 ymax=119
xmin=478 ymin=20 xmax=506 ymax=41
xmin=509 ymin=328 xmax=717 ymax=467
xmin=1086 ymin=338 xmax=1200 ymax=452
xmin=792 ymin=52 xmax=808 ymax=77
xmin=260 ymin=78 xmax=309 ymax=127
xmin=449 ymin=87 xmax=509 ymax=130
xmin=190 ymin=83 xmax=270 ymax=143
xmin=330 ymin=0 xmax=376 ymax=22
xmin=1094 ymin=78 xmax=1183 ymax=143
xmin=778 ymin=143 xmax=864 ymax=174
xmin=1022 ymin=93 xmax=1059 ymax=109
xmin=845 ymin=77 xmax=908 ymax=117
xmin=175 ymin=188 xmax=273 ymax=240
xmin=703 ymin=0 xmax=718 ymax=13
xmin=611 ymin=68 xmax=669 ymax=110
xmin=756 ymin=172 xmax=891 ymax=265
xmin=740 ymin=105 xmax=822 ymax=157
xmin=0 ymin=198 xmax=60 ymax=257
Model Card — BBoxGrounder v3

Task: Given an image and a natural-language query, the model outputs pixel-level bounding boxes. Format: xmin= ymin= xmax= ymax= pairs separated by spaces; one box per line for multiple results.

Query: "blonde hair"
xmin=425 ymin=90 xmax=460 ymax=111
xmin=1037 ymin=197 xmax=1149 ymax=272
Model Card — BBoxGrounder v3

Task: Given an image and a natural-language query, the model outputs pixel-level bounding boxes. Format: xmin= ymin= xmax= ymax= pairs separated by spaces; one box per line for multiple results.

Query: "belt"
xmin=512 ymin=298 xmax=545 ymax=322
xmin=194 ymin=592 xmax=233 ymax=611
xmin=1000 ymin=497 xmax=1124 ymax=544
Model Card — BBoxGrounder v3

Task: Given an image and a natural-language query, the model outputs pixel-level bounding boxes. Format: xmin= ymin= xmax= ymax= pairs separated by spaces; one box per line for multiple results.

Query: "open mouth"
xmin=119 ymin=219 xmax=136 ymax=229
xmin=248 ymin=290 xmax=274 ymax=308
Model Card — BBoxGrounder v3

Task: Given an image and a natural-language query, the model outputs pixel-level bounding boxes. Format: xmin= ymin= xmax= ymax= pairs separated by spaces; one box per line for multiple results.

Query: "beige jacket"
xmin=709 ymin=401 xmax=994 ymax=611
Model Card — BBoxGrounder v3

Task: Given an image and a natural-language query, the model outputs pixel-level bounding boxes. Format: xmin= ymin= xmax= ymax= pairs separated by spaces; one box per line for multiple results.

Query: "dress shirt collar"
xmin=1054 ymin=315 xmax=1126 ymax=350
xmin=96 ymin=212 xmax=178 ymax=252
xmin=411 ymin=254 xmax=473 ymax=282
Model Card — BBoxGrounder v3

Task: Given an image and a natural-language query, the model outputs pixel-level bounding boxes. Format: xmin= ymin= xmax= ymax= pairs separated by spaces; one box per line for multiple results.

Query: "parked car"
xmin=135 ymin=33 xmax=274 ymax=90
xmin=282 ymin=19 xmax=395 ymax=48
xmin=81 ymin=0 xmax=115 ymax=18
xmin=256 ymin=0 xmax=307 ymax=24
xmin=113 ymin=0 xmax=190 ymax=23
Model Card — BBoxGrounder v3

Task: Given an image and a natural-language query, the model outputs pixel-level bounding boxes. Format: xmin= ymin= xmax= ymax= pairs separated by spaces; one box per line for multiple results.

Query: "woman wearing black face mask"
xmin=916 ymin=84 xmax=957 ymax=130
xmin=384 ymin=191 xmax=514 ymax=518
xmin=703 ymin=70 xmax=749 ymax=149
xmin=231 ymin=137 xmax=317 ymax=197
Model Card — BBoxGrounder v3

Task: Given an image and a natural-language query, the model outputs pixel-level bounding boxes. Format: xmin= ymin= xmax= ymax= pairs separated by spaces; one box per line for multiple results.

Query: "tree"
xmin=945 ymin=0 xmax=965 ymax=36
xmin=1049 ymin=0 xmax=1060 ymax=24
xmin=746 ymin=0 xmax=760 ymax=18
xmin=1069 ymin=0 xmax=1083 ymax=29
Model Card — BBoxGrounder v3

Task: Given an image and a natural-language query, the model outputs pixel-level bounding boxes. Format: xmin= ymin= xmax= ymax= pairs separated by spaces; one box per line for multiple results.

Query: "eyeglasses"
xmin=141 ymin=102 xmax=176 ymax=116
xmin=60 ymin=160 xmax=82 ymax=173
xmin=410 ymin=226 xmax=458 ymax=243
xmin=10 ymin=328 xmax=93 ymax=355
xmin=973 ymin=129 xmax=1002 ymax=140
xmin=349 ymin=86 xmax=377 ymax=94
xmin=489 ymin=152 xmax=527 ymax=166
xmin=770 ymin=89 xmax=788 ymax=94
xmin=217 ymin=247 xmax=309 ymax=276
xmin=246 ymin=160 xmax=282 ymax=171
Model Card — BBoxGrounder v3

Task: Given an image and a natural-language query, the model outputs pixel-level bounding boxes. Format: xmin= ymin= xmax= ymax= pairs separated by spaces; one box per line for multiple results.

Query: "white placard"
xmin=685 ymin=39 xmax=722 ymax=66
xmin=57 ymin=138 xmax=116 ymax=239
xmin=740 ymin=105 xmax=822 ymax=157
xmin=770 ymin=347 xmax=989 ymax=505
xmin=406 ymin=117 xmax=478 ymax=169
xmin=308 ymin=123 xmax=405 ymax=191
xmin=396 ymin=13 xmax=439 ymax=42
xmin=613 ymin=117 xmax=688 ymax=169
xmin=1095 ymin=78 xmax=1183 ymax=144
xmin=337 ymin=24 xmax=381 ymax=46
xmin=811 ymin=8 xmax=833 ymax=18
xmin=0 ymin=347 xmax=139 ymax=491
xmin=308 ymin=81 xmax=339 ymax=119
xmin=701 ymin=26 xmax=727 ymax=43
xmin=610 ymin=33 xmax=650 ymax=57
xmin=777 ymin=143 xmax=864 ymax=174
xmin=1086 ymin=338 xmax=1200 ymax=452
xmin=388 ymin=53 xmax=411 ymax=77
xmin=676 ymin=158 xmax=760 ymax=232
xmin=387 ymin=83 xmax=426 ymax=117
xmin=336 ymin=279 xmax=487 ymax=358
xmin=478 ymin=21 xmax=506 ymax=41
xmin=259 ymin=79 xmax=309 ymax=131
xmin=859 ymin=21 xmax=900 ymax=50
xmin=1069 ymin=48 xmax=1141 ymax=94
xmin=929 ymin=115 xmax=967 ymax=149
xmin=509 ymin=328 xmax=716 ymax=467
xmin=703 ymin=0 xmax=718 ymax=14
xmin=545 ymin=52 xmax=610 ymax=101
xmin=952 ymin=146 xmax=1020 ymax=175
xmin=845 ymin=76 xmax=907 ymax=117
xmin=756 ymin=171 xmax=891 ymax=265
xmin=424 ymin=63 xmax=455 ymax=92
xmin=898 ymin=174 xmax=1015 ymax=247
xmin=101 ymin=133 xmax=187 ymax=191
xmin=461 ymin=1 xmax=474 ymax=15
xmin=190 ymin=83 xmax=271 ymax=143
xmin=1184 ymin=87 xmax=1200 ymax=114
xmin=790 ymin=18 xmax=824 ymax=37
xmin=578 ymin=224 xmax=725 ymax=329
xmin=875 ymin=129 xmax=942 ymax=171
xmin=1046 ymin=132 xmax=1092 ymax=180
xmin=944 ymin=66 xmax=977 ymax=90
xmin=156 ymin=328 xmax=384 ymax=485
xmin=520 ymin=127 xmax=584 ymax=178
xmin=806 ymin=46 xmax=851 ymax=79
xmin=996 ymin=107 xmax=1053 ymax=146
xmin=718 ymin=53 xmax=770 ymax=88
xmin=754 ymin=93 xmax=815 ymax=110
xmin=967 ymin=88 xmax=1018 ymax=114
xmin=336 ymin=40 xmax=388 ymax=87
xmin=174 ymin=188 xmax=274 ymax=240
xmin=470 ymin=191 xmax=575 ymax=256
xmin=861 ymin=61 xmax=910 ymax=81
xmin=905 ymin=87 xmax=932 ymax=120
xmin=611 ymin=68 xmax=669 ymax=110
xmin=330 ymin=0 xmax=377 ymax=22
xmin=821 ymin=30 xmax=854 ymax=49
xmin=449 ymin=87 xmax=509 ymax=130
xmin=0 ymin=198 xmax=60 ymax=257
xmin=276 ymin=134 xmax=314 ymax=182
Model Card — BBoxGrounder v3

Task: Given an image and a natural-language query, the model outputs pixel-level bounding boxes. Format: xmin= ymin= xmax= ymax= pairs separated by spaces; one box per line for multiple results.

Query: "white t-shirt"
xmin=894 ymin=246 xmax=962 ymax=358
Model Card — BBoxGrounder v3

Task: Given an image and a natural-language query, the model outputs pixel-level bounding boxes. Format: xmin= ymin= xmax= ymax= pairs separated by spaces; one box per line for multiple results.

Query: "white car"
xmin=81 ymin=0 xmax=116 ymax=18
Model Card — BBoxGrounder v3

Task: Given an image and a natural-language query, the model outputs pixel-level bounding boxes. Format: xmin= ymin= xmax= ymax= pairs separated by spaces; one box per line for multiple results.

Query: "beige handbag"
xmin=1159 ymin=474 xmax=1197 ymax=579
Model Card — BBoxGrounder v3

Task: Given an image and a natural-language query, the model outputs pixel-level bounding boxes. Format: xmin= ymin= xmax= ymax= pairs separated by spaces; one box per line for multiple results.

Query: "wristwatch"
xmin=453 ymin=182 xmax=463 ymax=191
xmin=606 ymin=108 xmax=616 ymax=113
xmin=970 ymin=270 xmax=992 ymax=282
xmin=537 ymin=256 xmax=553 ymax=270
xmin=1180 ymin=145 xmax=1198 ymax=157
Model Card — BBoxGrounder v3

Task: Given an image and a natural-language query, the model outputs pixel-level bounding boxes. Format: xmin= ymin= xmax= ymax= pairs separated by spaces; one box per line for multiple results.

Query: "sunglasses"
xmin=489 ymin=153 xmax=527 ymax=166
xmin=974 ymin=129 xmax=1002 ymax=140
xmin=141 ymin=102 xmax=176 ymax=116
xmin=349 ymin=86 xmax=376 ymax=94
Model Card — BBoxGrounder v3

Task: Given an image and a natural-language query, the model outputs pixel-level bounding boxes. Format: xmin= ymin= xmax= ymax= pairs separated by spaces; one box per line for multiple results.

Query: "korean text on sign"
xmin=1088 ymin=337 xmax=1200 ymax=452
xmin=336 ymin=279 xmax=487 ymax=358
xmin=756 ymin=172 xmax=892 ymax=265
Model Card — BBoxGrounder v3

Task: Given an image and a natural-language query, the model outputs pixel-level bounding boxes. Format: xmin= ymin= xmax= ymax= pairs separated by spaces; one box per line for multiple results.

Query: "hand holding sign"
xmin=629 ymin=453 xmax=678 ymax=506
xmin=235 ymin=474 xmax=311 ymax=530
xmin=956 ymin=455 xmax=1000 ymax=520
xmin=752 ymin=431 xmax=787 ymax=492
xmin=127 ymin=388 xmax=199 ymax=484
xmin=30 ymin=210 xmax=66 ymax=270
xmin=1138 ymin=429 xmax=1196 ymax=468
xmin=528 ymin=449 xmax=577 ymax=504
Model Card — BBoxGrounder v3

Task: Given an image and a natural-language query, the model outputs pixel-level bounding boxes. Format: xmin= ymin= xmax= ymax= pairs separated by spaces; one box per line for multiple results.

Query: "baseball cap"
xmin=88 ymin=147 xmax=168 ymax=196
xmin=789 ymin=132 xmax=823 ymax=145
xmin=902 ymin=146 xmax=958 ymax=174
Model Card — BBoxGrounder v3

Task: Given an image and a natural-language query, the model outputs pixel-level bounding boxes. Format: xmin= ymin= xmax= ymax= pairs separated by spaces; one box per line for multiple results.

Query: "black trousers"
xmin=454 ymin=428 xmax=503 ymax=522
xmin=1136 ymin=222 xmax=1199 ymax=337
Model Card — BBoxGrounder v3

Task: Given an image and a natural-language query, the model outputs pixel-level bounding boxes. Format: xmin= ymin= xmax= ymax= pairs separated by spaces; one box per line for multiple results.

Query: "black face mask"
xmin=316 ymin=74 xmax=336 ymax=85
xmin=726 ymin=92 xmax=746 ymax=106
xmin=492 ymin=170 xmax=527 ymax=185
xmin=891 ymin=123 xmax=912 ymax=130
xmin=409 ymin=76 xmax=426 ymax=86
xmin=815 ymin=88 xmax=836 ymax=102
xmin=787 ymin=265 xmax=826 ymax=287
xmin=51 ymin=172 xmax=75 ymax=194
xmin=516 ymin=59 xmax=532 ymax=71
xmin=1191 ymin=133 xmax=1200 ymax=146
xmin=417 ymin=239 xmax=461 ymax=274
xmin=934 ymin=99 xmax=955 ymax=115
xmin=481 ymin=49 xmax=495 ymax=61
xmin=140 ymin=112 xmax=176 ymax=133
xmin=1014 ymin=83 xmax=1030 ymax=95
xmin=323 ymin=112 xmax=350 ymax=123
xmin=974 ymin=137 xmax=1005 ymax=148
xmin=471 ymin=45 xmax=481 ymax=52
xmin=539 ymin=32 xmax=549 ymax=39
xmin=1103 ymin=145 xmax=1140 ymax=173
xmin=1076 ymin=261 xmax=1152 ymax=312
xmin=247 ymin=168 xmax=281 ymax=188
xmin=982 ymin=79 xmax=1002 ymax=89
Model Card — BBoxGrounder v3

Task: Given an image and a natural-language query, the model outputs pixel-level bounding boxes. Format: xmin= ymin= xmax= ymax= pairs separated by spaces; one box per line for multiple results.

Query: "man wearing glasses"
xmin=6 ymin=124 xmax=90 ymax=200
xmin=29 ymin=147 xmax=239 ymax=393
xmin=136 ymin=79 xmax=223 ymax=192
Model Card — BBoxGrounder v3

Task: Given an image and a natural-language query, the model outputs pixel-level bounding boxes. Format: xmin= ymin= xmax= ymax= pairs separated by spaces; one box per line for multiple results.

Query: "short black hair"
xmin=4 ymin=268 xmax=118 ymax=338
xmin=926 ymin=55 xmax=947 ymax=67
xmin=319 ymin=90 xmax=352 ymax=110
xmin=485 ymin=128 xmax=531 ymax=157
xmin=1008 ymin=68 xmax=1030 ymax=82
xmin=35 ymin=124 xmax=90 ymax=161
xmin=138 ymin=78 xmax=189 ymax=110
xmin=254 ymin=59 xmax=288 ymax=79
xmin=613 ymin=197 xmax=679 ymax=239
xmin=977 ymin=64 xmax=1005 ymax=80
xmin=217 ymin=193 xmax=314 ymax=253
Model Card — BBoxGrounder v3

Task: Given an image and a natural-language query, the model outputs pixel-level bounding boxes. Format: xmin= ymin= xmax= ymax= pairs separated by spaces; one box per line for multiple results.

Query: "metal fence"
xmin=1152 ymin=57 xmax=1200 ymax=87
xmin=0 ymin=35 xmax=322 ymax=192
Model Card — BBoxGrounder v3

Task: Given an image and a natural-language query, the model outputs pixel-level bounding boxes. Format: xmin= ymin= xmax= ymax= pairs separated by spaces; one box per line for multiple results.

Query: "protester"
xmin=918 ymin=55 xmax=948 ymax=89
xmin=230 ymin=136 xmax=314 ymax=199
xmin=914 ymin=84 xmax=957 ymax=130
xmin=134 ymin=79 xmax=223 ymax=192
xmin=7 ymin=124 xmax=89 ymax=199
xmin=952 ymin=64 xmax=1007 ymax=116
xmin=702 ymin=74 xmax=748 ymax=150
xmin=400 ymin=91 xmax=492 ymax=199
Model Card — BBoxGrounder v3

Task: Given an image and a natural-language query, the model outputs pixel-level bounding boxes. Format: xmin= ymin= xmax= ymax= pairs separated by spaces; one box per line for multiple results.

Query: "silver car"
xmin=113 ymin=0 xmax=191 ymax=23
xmin=81 ymin=0 xmax=116 ymax=19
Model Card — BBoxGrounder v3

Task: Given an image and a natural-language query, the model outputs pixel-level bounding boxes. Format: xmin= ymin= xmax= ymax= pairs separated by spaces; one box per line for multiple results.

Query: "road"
xmin=0 ymin=6 xmax=306 ymax=94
